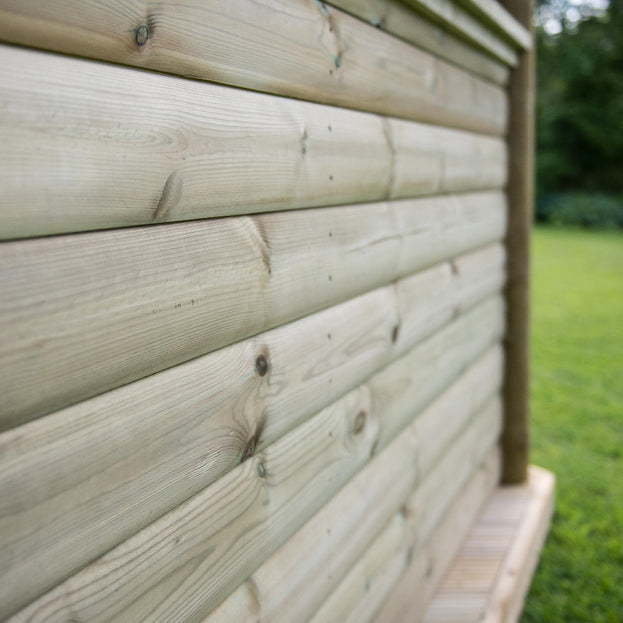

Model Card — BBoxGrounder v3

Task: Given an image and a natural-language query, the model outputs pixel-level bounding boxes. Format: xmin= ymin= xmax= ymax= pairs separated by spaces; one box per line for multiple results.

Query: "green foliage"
xmin=536 ymin=193 xmax=623 ymax=228
xmin=536 ymin=1 xmax=623 ymax=200
xmin=521 ymin=227 xmax=623 ymax=623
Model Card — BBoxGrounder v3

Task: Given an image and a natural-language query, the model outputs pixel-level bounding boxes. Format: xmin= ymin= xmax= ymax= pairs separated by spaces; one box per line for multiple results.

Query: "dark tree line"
xmin=536 ymin=0 xmax=623 ymax=225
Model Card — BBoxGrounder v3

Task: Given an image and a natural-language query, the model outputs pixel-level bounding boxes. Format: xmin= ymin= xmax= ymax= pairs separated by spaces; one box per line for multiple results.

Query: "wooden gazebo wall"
xmin=0 ymin=1 xmax=534 ymax=621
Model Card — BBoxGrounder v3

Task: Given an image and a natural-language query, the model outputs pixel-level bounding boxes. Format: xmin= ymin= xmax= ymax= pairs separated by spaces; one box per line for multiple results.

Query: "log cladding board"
xmin=0 ymin=191 xmax=507 ymax=430
xmin=329 ymin=0 xmax=510 ymax=85
xmin=374 ymin=452 xmax=503 ymax=623
xmin=7 ymin=344 xmax=503 ymax=623
xmin=307 ymin=398 xmax=502 ymax=623
xmin=205 ymin=387 xmax=502 ymax=623
xmin=1 ymin=303 xmax=504 ymax=619
xmin=457 ymin=0 xmax=532 ymax=50
xmin=0 ymin=1 xmax=508 ymax=136
xmin=401 ymin=0 xmax=519 ymax=65
xmin=0 ymin=253 xmax=504 ymax=616
xmin=0 ymin=43 xmax=507 ymax=238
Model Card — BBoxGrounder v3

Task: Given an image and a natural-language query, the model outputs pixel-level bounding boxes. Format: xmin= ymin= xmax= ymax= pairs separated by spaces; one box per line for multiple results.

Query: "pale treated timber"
xmin=308 ymin=400 xmax=502 ymax=623
xmin=204 ymin=352 xmax=502 ymax=623
xmin=0 ymin=191 xmax=507 ymax=430
xmin=0 ymin=272 xmax=505 ymax=615
xmin=457 ymin=0 xmax=531 ymax=50
xmin=423 ymin=466 xmax=555 ymax=623
xmin=1 ymin=303 xmax=504 ymax=618
xmin=0 ymin=44 xmax=507 ymax=239
xmin=326 ymin=0 xmax=509 ymax=85
xmin=500 ymin=0 xmax=535 ymax=484
xmin=481 ymin=467 xmax=555 ymax=623
xmin=0 ymin=1 xmax=507 ymax=137
xmin=8 ymin=346 xmax=504 ymax=623
xmin=368 ymin=337 xmax=503 ymax=457
xmin=372 ymin=446 xmax=502 ymax=623
xmin=206 ymin=367 xmax=502 ymax=623
xmin=400 ymin=0 xmax=519 ymax=65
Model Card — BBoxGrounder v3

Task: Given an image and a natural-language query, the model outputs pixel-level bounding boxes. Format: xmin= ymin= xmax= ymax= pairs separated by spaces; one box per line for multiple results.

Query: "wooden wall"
xmin=0 ymin=0 xmax=530 ymax=620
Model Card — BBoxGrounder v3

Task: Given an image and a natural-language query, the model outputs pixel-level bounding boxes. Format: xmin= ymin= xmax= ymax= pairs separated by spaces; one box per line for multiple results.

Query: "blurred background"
xmin=535 ymin=0 xmax=622 ymax=227
xmin=522 ymin=1 xmax=622 ymax=620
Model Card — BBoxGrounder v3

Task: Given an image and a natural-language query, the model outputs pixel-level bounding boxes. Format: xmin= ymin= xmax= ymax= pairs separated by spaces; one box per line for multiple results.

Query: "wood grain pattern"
xmin=370 ymin=341 xmax=503 ymax=461
xmin=0 ymin=43 xmax=507 ymax=238
xmin=0 ymin=191 xmax=506 ymax=429
xmin=308 ymin=397 xmax=502 ymax=623
xmin=0 ymin=1 xmax=508 ymax=136
xmin=8 ymin=346 xmax=503 ymax=623
xmin=206 ymin=368 xmax=501 ymax=623
xmin=327 ymin=0 xmax=509 ymax=85
xmin=401 ymin=0 xmax=519 ymax=65
xmin=204 ymin=352 xmax=500 ymax=623
xmin=373 ymin=448 xmax=502 ymax=623
xmin=0 ymin=258 xmax=505 ymax=617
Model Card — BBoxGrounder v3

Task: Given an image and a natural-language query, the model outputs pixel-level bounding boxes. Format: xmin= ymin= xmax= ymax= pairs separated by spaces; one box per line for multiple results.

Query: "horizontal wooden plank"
xmin=327 ymin=0 xmax=509 ymax=85
xmin=308 ymin=397 xmax=502 ymax=623
xmin=0 ymin=43 xmax=507 ymax=239
xmin=205 ymin=361 xmax=502 ymax=623
xmin=0 ymin=1 xmax=508 ymax=136
xmin=311 ymin=510 xmax=409 ymax=623
xmin=0 ymin=191 xmax=507 ymax=429
xmin=7 ymin=384 xmax=376 ymax=623
xmin=373 ymin=447 xmax=502 ymax=623
xmin=402 ymin=0 xmax=519 ymax=65
xmin=423 ymin=466 xmax=555 ymax=623
xmin=369 ymin=336 xmax=503 ymax=458
xmin=404 ymin=394 xmax=503 ymax=554
xmin=0 ymin=292 xmax=504 ymax=619
xmin=8 ymin=343 xmax=504 ymax=623
xmin=457 ymin=0 xmax=531 ymax=50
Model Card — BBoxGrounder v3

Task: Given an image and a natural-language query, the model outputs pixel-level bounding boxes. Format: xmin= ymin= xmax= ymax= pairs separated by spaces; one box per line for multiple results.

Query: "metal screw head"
xmin=255 ymin=354 xmax=269 ymax=377
xmin=135 ymin=25 xmax=149 ymax=46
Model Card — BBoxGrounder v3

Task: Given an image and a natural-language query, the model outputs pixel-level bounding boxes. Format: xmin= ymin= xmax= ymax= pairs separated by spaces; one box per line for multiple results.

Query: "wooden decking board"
xmin=422 ymin=466 xmax=555 ymax=623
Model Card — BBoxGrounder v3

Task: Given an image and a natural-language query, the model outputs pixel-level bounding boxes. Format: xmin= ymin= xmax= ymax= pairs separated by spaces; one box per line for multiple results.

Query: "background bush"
xmin=536 ymin=193 xmax=623 ymax=228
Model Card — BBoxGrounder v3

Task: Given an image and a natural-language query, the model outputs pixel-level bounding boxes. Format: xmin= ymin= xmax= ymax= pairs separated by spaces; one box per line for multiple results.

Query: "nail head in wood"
xmin=256 ymin=462 xmax=266 ymax=478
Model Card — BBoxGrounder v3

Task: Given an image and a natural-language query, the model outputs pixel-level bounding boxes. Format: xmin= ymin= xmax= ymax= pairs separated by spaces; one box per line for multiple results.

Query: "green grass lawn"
xmin=521 ymin=227 xmax=623 ymax=622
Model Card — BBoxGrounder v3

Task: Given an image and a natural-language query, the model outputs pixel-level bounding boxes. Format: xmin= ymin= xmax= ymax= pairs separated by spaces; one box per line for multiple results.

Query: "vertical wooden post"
xmin=500 ymin=0 xmax=535 ymax=484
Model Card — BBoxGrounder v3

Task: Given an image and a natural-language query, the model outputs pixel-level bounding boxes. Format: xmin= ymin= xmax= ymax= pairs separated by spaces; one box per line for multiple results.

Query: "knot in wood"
xmin=240 ymin=437 xmax=256 ymax=463
xmin=256 ymin=462 xmax=266 ymax=478
xmin=391 ymin=324 xmax=400 ymax=344
xmin=135 ymin=25 xmax=150 ymax=47
xmin=353 ymin=410 xmax=366 ymax=435
xmin=255 ymin=354 xmax=269 ymax=377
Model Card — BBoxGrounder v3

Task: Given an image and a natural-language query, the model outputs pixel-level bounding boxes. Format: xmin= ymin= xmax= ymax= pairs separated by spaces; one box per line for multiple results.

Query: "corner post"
xmin=500 ymin=0 xmax=535 ymax=484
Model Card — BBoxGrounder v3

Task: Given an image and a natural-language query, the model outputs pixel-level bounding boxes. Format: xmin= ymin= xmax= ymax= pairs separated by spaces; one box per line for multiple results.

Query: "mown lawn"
xmin=521 ymin=227 xmax=623 ymax=622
